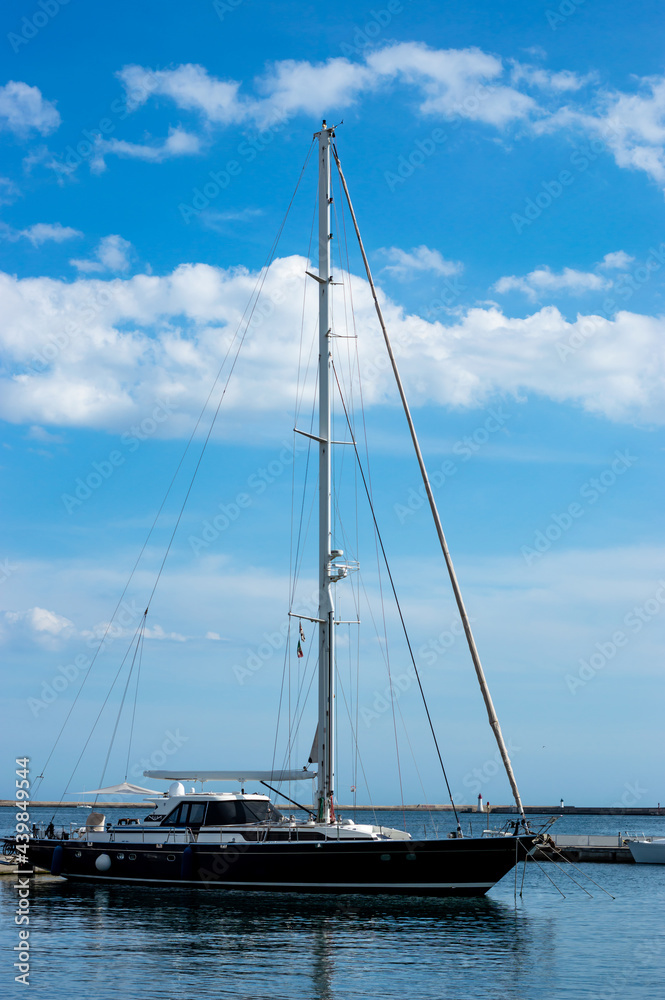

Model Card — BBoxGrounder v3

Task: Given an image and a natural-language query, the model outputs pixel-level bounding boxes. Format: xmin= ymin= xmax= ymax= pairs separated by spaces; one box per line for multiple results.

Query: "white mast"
xmin=315 ymin=121 xmax=334 ymax=823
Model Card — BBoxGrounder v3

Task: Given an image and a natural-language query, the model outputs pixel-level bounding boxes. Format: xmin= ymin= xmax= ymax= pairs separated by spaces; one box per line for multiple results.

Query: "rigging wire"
xmin=95 ymin=612 xmax=148 ymax=801
xmin=336 ymin=665 xmax=379 ymax=827
xmin=332 ymin=139 xmax=527 ymax=831
xmin=39 ymin=139 xmax=316 ymax=802
xmin=331 ymin=359 xmax=462 ymax=833
xmin=51 ymin=614 xmax=147 ymax=819
xmin=142 ymin=142 xmax=317 ymax=616
xmin=124 ymin=621 xmax=146 ymax=782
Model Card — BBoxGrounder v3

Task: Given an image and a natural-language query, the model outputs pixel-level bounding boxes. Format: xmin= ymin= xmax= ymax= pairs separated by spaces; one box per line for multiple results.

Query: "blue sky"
xmin=1 ymin=0 xmax=663 ymax=809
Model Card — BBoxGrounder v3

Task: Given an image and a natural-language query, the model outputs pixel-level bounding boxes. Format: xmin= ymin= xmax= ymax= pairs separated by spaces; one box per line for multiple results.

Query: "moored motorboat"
xmin=627 ymin=837 xmax=665 ymax=864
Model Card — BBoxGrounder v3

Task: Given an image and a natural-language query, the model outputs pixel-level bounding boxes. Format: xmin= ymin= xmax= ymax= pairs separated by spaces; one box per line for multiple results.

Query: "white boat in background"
xmin=627 ymin=838 xmax=665 ymax=864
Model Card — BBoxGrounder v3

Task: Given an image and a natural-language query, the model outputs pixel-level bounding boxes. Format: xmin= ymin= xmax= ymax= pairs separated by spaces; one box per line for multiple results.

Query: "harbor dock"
xmin=2 ymin=801 xmax=662 ymax=815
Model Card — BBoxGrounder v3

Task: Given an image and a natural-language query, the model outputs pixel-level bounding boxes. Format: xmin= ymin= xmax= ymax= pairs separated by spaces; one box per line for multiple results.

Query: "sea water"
xmin=2 ymin=808 xmax=664 ymax=999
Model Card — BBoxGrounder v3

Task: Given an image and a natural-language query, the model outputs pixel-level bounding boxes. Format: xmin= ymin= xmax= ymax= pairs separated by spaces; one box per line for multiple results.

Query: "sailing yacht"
xmin=13 ymin=122 xmax=538 ymax=896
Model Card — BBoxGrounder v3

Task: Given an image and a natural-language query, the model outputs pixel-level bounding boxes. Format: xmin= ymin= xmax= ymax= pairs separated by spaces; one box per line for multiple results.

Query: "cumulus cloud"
xmin=0 ymin=256 xmax=664 ymax=430
xmin=70 ymin=235 xmax=133 ymax=273
xmin=599 ymin=251 xmax=635 ymax=270
xmin=0 ymin=222 xmax=83 ymax=246
xmin=109 ymin=50 xmax=665 ymax=194
xmin=118 ymin=63 xmax=248 ymax=122
xmin=114 ymin=44 xmax=540 ymax=137
xmin=0 ymin=81 xmax=60 ymax=135
xmin=0 ymin=604 xmax=199 ymax=649
xmin=0 ymin=176 xmax=20 ymax=205
xmin=0 ymin=606 xmax=75 ymax=647
xmin=509 ymin=61 xmax=597 ymax=93
xmin=493 ymin=251 xmax=640 ymax=301
xmin=90 ymin=126 xmax=201 ymax=173
xmin=493 ymin=266 xmax=612 ymax=300
xmin=380 ymin=245 xmax=463 ymax=280
xmin=533 ymin=75 xmax=665 ymax=190
xmin=366 ymin=42 xmax=537 ymax=125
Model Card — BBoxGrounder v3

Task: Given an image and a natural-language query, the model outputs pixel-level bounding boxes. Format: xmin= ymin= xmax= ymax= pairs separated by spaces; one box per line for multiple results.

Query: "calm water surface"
xmin=2 ymin=808 xmax=664 ymax=999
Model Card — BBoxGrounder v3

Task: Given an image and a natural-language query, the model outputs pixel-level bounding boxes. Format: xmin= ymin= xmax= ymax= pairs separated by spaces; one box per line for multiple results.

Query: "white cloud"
xmin=70 ymin=235 xmax=133 ymax=274
xmin=0 ymin=606 xmax=193 ymax=649
xmin=1 ymin=222 xmax=83 ymax=246
xmin=0 ymin=256 xmax=664 ymax=430
xmin=115 ymin=44 xmax=539 ymax=138
xmin=509 ymin=61 xmax=597 ymax=93
xmin=111 ymin=52 xmax=665 ymax=196
xmin=200 ymin=208 xmax=263 ymax=232
xmin=533 ymin=75 xmax=665 ymax=190
xmin=90 ymin=126 xmax=201 ymax=173
xmin=0 ymin=176 xmax=20 ymax=205
xmin=118 ymin=63 xmax=248 ymax=122
xmin=380 ymin=245 xmax=463 ymax=279
xmin=254 ymin=57 xmax=374 ymax=119
xmin=0 ymin=606 xmax=75 ymax=647
xmin=493 ymin=266 xmax=611 ymax=300
xmin=366 ymin=42 xmax=537 ymax=126
xmin=22 ymin=223 xmax=82 ymax=246
xmin=0 ymin=81 xmax=60 ymax=135
xmin=26 ymin=426 xmax=64 ymax=444
xmin=599 ymin=251 xmax=635 ymax=270
xmin=89 ymin=45 xmax=665 ymax=205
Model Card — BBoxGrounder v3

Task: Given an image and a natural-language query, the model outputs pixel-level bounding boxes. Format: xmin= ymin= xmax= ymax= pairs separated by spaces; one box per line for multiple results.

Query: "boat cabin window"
xmin=205 ymin=800 xmax=284 ymax=826
xmin=161 ymin=799 xmax=283 ymax=827
xmin=161 ymin=802 xmax=207 ymax=827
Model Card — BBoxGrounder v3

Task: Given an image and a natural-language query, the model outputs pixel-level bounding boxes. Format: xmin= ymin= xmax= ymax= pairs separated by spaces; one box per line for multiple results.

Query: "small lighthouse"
xmin=477 ymin=793 xmax=484 ymax=813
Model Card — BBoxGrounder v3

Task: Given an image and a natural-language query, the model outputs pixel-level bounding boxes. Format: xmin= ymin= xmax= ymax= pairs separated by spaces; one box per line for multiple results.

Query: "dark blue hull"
xmin=19 ymin=835 xmax=536 ymax=897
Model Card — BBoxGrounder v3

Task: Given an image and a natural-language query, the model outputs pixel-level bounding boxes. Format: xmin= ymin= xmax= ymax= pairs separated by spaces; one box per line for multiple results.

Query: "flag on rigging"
xmin=296 ymin=640 xmax=303 ymax=659
xmin=299 ymin=622 xmax=306 ymax=642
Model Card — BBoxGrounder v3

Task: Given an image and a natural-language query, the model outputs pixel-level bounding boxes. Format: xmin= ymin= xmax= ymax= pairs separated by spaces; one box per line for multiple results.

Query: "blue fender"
xmin=180 ymin=845 xmax=194 ymax=880
xmin=50 ymin=845 xmax=63 ymax=876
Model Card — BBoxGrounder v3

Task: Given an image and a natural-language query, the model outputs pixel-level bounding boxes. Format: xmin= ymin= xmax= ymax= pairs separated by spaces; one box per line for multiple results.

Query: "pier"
xmin=2 ymin=801 xmax=662 ymax=815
